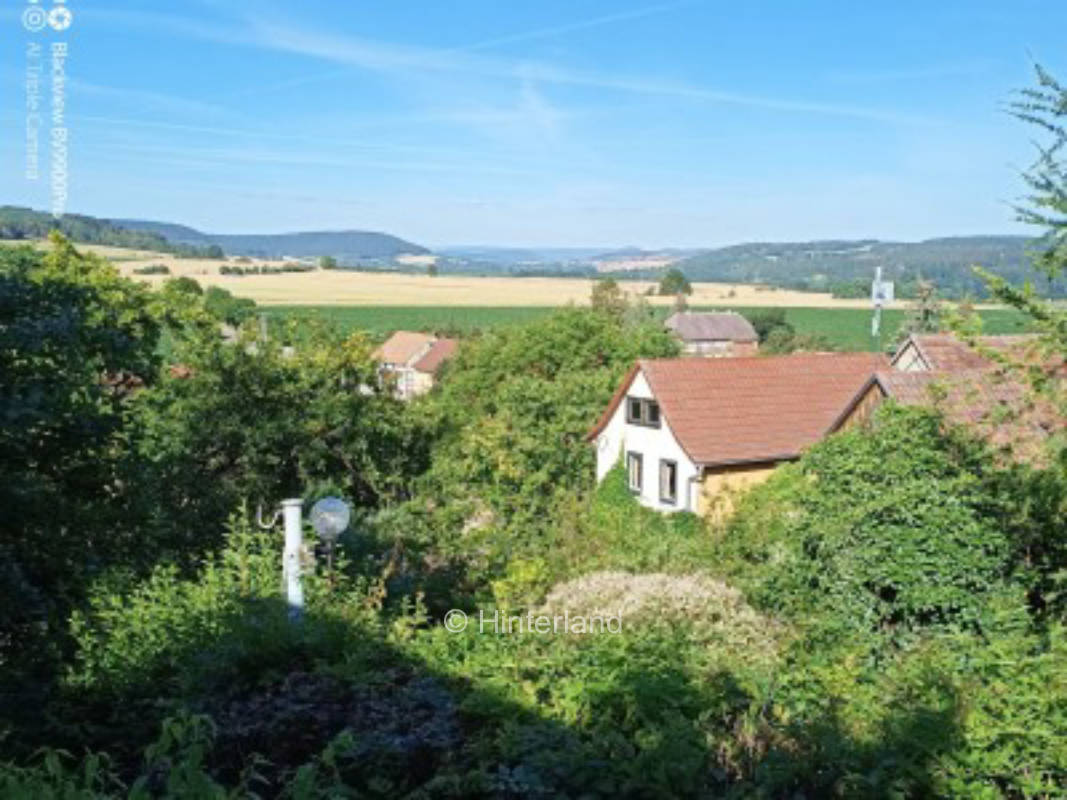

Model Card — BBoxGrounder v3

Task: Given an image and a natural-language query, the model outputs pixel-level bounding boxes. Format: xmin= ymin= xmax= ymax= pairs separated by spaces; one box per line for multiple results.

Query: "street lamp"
xmin=310 ymin=496 xmax=351 ymax=573
xmin=257 ymin=495 xmax=350 ymax=622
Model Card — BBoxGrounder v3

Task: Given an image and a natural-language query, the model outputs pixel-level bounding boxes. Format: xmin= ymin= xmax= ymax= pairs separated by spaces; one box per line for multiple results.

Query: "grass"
xmin=746 ymin=306 xmax=1033 ymax=350
xmin=263 ymin=304 xmax=1035 ymax=351
xmin=263 ymin=305 xmax=558 ymax=337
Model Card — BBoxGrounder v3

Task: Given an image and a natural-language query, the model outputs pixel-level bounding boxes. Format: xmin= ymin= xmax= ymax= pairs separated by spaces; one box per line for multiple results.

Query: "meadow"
xmin=265 ymin=304 xmax=1034 ymax=351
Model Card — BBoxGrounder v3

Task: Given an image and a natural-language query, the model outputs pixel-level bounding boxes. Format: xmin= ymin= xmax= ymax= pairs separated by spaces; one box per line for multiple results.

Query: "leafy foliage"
xmin=722 ymin=405 xmax=1017 ymax=636
xmin=898 ymin=278 xmax=944 ymax=338
xmin=657 ymin=266 xmax=692 ymax=295
xmin=381 ymin=308 xmax=678 ymax=608
xmin=589 ymin=276 xmax=627 ymax=318
xmin=0 ymin=237 xmax=160 ymax=671
xmin=124 ymin=321 xmax=431 ymax=559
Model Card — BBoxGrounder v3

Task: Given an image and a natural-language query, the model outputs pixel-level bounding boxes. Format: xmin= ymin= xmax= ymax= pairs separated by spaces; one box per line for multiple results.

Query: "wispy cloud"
xmin=95 ymin=6 xmax=932 ymax=125
xmin=457 ymin=0 xmax=697 ymax=52
xmin=247 ymin=20 xmax=933 ymax=124
xmin=222 ymin=1 xmax=697 ymax=98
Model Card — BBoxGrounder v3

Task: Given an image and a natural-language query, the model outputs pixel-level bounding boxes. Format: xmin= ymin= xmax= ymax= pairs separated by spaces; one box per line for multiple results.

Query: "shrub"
xmin=538 ymin=570 xmax=780 ymax=666
xmin=725 ymin=404 xmax=1016 ymax=638
xmin=67 ymin=512 xmax=377 ymax=701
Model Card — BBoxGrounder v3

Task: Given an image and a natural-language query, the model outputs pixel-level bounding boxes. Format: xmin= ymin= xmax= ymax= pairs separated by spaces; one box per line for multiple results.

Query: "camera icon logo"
xmin=23 ymin=5 xmax=48 ymax=32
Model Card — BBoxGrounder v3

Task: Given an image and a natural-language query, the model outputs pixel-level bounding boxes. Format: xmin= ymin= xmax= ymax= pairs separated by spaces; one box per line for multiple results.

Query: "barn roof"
xmin=412 ymin=338 xmax=458 ymax=374
xmin=589 ymin=353 xmax=884 ymax=466
xmin=374 ymin=331 xmax=436 ymax=366
xmin=665 ymin=312 xmax=758 ymax=343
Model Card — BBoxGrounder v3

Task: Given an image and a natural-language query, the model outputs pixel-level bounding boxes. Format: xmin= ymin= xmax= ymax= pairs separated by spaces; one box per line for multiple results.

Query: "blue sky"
xmin=2 ymin=0 xmax=1065 ymax=247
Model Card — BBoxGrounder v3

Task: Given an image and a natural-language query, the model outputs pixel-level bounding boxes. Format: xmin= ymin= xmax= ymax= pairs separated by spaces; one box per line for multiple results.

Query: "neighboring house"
xmin=890 ymin=332 xmax=1038 ymax=372
xmin=836 ymin=368 xmax=1062 ymax=464
xmin=664 ymin=312 xmax=759 ymax=357
xmin=587 ymin=353 xmax=883 ymax=516
xmin=841 ymin=333 xmax=1064 ymax=464
xmin=373 ymin=331 xmax=458 ymax=399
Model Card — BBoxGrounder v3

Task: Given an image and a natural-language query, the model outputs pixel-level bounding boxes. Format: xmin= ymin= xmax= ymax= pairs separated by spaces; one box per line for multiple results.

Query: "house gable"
xmin=592 ymin=368 xmax=701 ymax=512
xmin=891 ymin=338 xmax=931 ymax=372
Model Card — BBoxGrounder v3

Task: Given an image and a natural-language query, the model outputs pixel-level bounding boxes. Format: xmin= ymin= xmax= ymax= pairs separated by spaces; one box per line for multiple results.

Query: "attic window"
xmin=625 ymin=397 xmax=661 ymax=428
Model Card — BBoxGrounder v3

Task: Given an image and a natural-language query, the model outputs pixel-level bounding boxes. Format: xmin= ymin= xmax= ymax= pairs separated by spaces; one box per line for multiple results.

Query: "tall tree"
xmin=590 ymin=276 xmax=628 ymax=318
xmin=971 ymin=66 xmax=1067 ymax=464
xmin=0 ymin=235 xmax=160 ymax=669
xmin=658 ymin=267 xmax=692 ymax=296
xmin=899 ymin=278 xmax=943 ymax=339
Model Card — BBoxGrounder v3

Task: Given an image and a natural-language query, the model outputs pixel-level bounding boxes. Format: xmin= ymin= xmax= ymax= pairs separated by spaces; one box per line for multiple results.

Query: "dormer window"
xmin=625 ymin=397 xmax=661 ymax=428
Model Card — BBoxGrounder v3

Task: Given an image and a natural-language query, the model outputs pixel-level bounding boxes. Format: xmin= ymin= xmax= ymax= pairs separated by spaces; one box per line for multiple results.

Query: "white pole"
xmin=281 ymin=498 xmax=304 ymax=621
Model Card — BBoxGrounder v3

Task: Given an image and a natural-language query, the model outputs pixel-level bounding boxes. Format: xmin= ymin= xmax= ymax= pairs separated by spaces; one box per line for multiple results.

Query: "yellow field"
xmin=1 ymin=237 xmax=980 ymax=309
xmin=102 ymin=247 xmax=884 ymax=308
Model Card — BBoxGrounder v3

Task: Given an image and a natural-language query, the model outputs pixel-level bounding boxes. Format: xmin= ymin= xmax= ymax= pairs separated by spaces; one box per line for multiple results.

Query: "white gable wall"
xmin=891 ymin=340 xmax=929 ymax=372
xmin=593 ymin=370 xmax=701 ymax=512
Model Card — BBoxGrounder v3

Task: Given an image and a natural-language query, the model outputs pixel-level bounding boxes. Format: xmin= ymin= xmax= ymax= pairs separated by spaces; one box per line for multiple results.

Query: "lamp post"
xmin=281 ymin=498 xmax=304 ymax=621
xmin=310 ymin=496 xmax=351 ymax=575
xmin=258 ymin=495 xmax=351 ymax=622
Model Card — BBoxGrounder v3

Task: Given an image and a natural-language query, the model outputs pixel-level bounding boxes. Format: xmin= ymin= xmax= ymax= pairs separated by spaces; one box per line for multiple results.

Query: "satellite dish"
xmin=597 ymin=434 xmax=610 ymax=452
xmin=309 ymin=496 xmax=350 ymax=544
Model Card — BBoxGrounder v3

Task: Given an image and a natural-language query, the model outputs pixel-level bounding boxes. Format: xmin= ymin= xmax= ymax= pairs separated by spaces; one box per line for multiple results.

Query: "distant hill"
xmin=437 ymin=246 xmax=607 ymax=265
xmin=631 ymin=236 xmax=1064 ymax=299
xmin=0 ymin=206 xmax=221 ymax=257
xmin=116 ymin=219 xmax=429 ymax=262
xmin=111 ymin=219 xmax=214 ymax=246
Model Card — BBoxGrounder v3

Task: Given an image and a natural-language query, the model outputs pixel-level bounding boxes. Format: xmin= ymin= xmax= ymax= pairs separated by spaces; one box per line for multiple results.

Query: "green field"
xmin=263 ymin=305 xmax=1034 ymax=352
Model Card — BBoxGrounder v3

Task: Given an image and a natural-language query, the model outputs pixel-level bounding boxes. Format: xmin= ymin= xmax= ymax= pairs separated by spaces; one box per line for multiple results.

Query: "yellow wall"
xmin=697 ymin=462 xmax=780 ymax=520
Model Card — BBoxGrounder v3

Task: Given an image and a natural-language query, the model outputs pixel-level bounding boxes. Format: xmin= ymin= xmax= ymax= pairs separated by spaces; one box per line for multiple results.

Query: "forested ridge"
xmin=666 ymin=235 xmax=1067 ymax=299
xmin=0 ymin=206 xmax=225 ymax=259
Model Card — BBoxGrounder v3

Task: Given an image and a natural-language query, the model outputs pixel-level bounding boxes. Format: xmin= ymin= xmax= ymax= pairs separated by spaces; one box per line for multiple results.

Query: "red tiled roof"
xmin=412 ymin=338 xmax=458 ymax=374
xmin=589 ymin=353 xmax=885 ymax=466
xmin=870 ymin=368 xmax=1064 ymax=464
xmin=893 ymin=333 xmax=1040 ymax=371
xmin=373 ymin=331 xmax=436 ymax=366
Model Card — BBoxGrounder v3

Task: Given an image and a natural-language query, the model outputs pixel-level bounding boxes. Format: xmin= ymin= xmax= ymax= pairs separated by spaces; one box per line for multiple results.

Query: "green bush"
xmin=374 ymin=307 xmax=679 ymax=608
xmin=749 ymin=597 xmax=1067 ymax=797
xmin=723 ymin=405 xmax=1016 ymax=637
xmin=67 ymin=512 xmax=377 ymax=701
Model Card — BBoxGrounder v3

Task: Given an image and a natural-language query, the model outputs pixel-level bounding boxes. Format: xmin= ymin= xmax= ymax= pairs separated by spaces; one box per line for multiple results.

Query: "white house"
xmin=591 ymin=367 xmax=701 ymax=511
xmin=373 ymin=331 xmax=458 ymax=400
xmin=587 ymin=353 xmax=881 ymax=516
